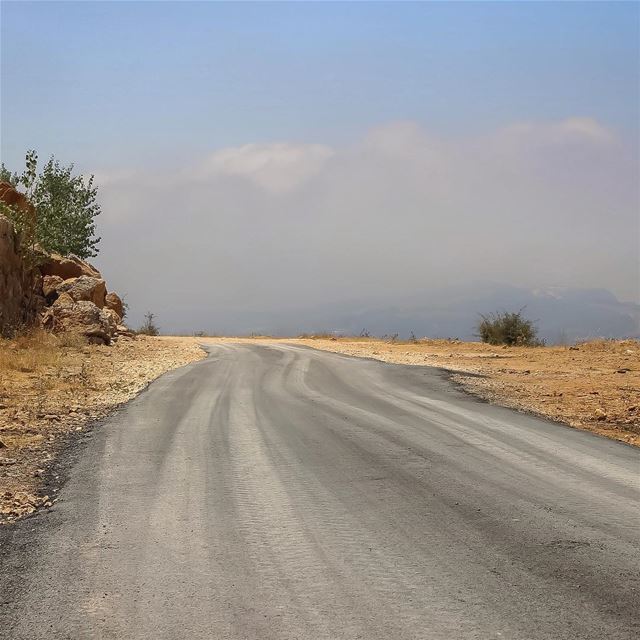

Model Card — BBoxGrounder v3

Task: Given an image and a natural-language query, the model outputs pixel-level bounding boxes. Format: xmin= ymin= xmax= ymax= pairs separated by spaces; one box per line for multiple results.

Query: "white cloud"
xmin=499 ymin=117 xmax=615 ymax=147
xmin=193 ymin=142 xmax=334 ymax=194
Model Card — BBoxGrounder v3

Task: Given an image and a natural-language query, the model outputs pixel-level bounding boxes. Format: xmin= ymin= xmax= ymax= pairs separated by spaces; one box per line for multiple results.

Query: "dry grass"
xmin=0 ymin=329 xmax=64 ymax=373
xmin=0 ymin=331 xmax=205 ymax=521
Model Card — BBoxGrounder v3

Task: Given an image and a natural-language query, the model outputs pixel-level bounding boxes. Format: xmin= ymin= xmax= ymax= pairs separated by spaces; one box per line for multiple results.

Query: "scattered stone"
xmin=115 ymin=324 xmax=135 ymax=338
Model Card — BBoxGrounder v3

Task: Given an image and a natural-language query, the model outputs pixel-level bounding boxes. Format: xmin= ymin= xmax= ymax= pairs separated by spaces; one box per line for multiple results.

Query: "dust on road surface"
xmin=293 ymin=336 xmax=640 ymax=446
xmin=1 ymin=343 xmax=638 ymax=639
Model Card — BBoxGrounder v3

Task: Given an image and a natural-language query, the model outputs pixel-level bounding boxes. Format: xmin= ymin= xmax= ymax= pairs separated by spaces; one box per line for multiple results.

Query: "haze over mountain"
xmin=123 ymin=283 xmax=638 ymax=344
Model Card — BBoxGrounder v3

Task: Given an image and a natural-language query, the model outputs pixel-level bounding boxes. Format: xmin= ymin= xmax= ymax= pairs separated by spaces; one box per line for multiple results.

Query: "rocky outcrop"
xmin=42 ymin=296 xmax=117 ymax=345
xmin=0 ymin=215 xmax=41 ymax=334
xmin=56 ymin=275 xmax=107 ymax=308
xmin=39 ymin=253 xmax=101 ymax=281
xmin=0 ymin=182 xmax=36 ymax=233
xmin=38 ymin=264 xmax=128 ymax=343
xmin=0 ymin=184 xmax=41 ymax=334
xmin=0 ymin=185 xmax=128 ymax=344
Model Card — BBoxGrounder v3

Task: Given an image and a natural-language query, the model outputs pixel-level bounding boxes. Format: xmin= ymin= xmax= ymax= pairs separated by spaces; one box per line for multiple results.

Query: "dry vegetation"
xmin=0 ymin=330 xmax=204 ymax=521
xmin=293 ymin=336 xmax=640 ymax=446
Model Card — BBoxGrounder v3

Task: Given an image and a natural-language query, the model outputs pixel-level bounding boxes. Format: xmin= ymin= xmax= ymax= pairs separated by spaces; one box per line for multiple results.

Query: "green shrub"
xmin=1 ymin=150 xmax=101 ymax=259
xmin=477 ymin=309 xmax=542 ymax=346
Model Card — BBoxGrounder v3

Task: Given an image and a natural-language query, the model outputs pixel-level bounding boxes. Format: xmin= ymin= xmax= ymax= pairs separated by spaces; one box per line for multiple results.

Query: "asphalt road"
xmin=1 ymin=343 xmax=639 ymax=639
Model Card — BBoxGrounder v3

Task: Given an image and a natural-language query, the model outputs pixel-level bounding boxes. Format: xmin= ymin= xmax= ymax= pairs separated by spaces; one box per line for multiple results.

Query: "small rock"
xmin=104 ymin=292 xmax=124 ymax=318
xmin=0 ymin=458 xmax=17 ymax=465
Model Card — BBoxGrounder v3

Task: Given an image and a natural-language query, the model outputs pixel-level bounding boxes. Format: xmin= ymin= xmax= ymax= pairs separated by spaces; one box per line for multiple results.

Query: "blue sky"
xmin=2 ymin=1 xmax=638 ymax=169
xmin=1 ymin=2 xmax=639 ymax=332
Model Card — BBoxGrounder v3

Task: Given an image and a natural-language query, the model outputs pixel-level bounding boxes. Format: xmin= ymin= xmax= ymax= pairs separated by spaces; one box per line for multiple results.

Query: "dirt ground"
xmin=292 ymin=337 xmax=640 ymax=447
xmin=0 ymin=332 xmax=204 ymax=522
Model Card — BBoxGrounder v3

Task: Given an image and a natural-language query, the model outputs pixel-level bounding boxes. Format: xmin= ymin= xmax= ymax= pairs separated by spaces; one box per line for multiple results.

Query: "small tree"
xmin=477 ymin=309 xmax=542 ymax=346
xmin=1 ymin=151 xmax=101 ymax=258
xmin=138 ymin=312 xmax=160 ymax=336
xmin=33 ymin=156 xmax=101 ymax=258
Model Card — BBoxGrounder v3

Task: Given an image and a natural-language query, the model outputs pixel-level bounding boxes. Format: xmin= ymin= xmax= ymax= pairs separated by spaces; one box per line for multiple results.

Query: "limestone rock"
xmin=39 ymin=253 xmax=102 ymax=281
xmin=104 ymin=292 xmax=124 ymax=318
xmin=103 ymin=307 xmax=122 ymax=326
xmin=43 ymin=299 xmax=115 ymax=344
xmin=0 ymin=182 xmax=36 ymax=231
xmin=115 ymin=324 xmax=135 ymax=338
xmin=42 ymin=275 xmax=63 ymax=301
xmin=0 ymin=214 xmax=39 ymax=334
xmin=57 ymin=276 xmax=106 ymax=308
xmin=53 ymin=292 xmax=75 ymax=308
xmin=100 ymin=307 xmax=118 ymax=337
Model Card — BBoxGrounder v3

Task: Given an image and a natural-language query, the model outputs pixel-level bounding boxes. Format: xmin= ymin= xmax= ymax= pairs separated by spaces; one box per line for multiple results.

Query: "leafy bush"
xmin=1 ymin=150 xmax=101 ymax=258
xmin=138 ymin=312 xmax=160 ymax=336
xmin=477 ymin=309 xmax=542 ymax=346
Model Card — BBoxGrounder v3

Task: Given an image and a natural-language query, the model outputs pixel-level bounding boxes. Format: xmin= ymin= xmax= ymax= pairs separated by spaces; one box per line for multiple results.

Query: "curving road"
xmin=1 ymin=343 xmax=639 ymax=639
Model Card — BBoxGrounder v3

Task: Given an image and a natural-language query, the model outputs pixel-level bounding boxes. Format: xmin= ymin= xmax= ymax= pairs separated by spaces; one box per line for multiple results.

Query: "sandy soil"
xmin=290 ymin=337 xmax=640 ymax=447
xmin=0 ymin=333 xmax=204 ymax=521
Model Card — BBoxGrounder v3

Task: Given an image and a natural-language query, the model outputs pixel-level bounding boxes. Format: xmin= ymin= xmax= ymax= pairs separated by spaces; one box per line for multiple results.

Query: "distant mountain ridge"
xmin=219 ymin=284 xmax=639 ymax=343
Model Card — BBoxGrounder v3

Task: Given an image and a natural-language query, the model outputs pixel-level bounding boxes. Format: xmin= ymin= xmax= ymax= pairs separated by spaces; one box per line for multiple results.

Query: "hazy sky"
xmin=1 ymin=1 xmax=639 ymax=332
